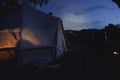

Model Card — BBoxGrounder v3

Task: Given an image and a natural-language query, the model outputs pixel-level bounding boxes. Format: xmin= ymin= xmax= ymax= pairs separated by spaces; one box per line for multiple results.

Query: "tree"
xmin=0 ymin=0 xmax=49 ymax=20
xmin=112 ymin=0 xmax=120 ymax=8
xmin=0 ymin=0 xmax=49 ymax=8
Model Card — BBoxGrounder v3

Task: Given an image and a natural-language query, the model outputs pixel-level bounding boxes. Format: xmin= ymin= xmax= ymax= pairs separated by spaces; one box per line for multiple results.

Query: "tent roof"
xmin=0 ymin=4 xmax=62 ymax=49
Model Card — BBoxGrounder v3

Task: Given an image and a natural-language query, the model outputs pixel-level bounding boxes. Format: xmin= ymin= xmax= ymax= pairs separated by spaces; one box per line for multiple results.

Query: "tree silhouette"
xmin=0 ymin=0 xmax=49 ymax=20
xmin=112 ymin=0 xmax=120 ymax=8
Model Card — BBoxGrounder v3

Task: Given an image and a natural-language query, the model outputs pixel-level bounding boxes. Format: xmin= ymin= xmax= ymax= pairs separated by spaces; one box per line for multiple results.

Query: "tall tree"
xmin=0 ymin=0 xmax=49 ymax=20
xmin=112 ymin=0 xmax=120 ymax=8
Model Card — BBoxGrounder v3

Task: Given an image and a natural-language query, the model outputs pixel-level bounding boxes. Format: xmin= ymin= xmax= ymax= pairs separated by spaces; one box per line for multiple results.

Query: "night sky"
xmin=38 ymin=0 xmax=120 ymax=30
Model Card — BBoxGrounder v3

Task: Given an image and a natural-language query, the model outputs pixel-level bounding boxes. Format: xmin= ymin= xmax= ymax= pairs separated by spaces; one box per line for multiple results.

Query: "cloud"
xmin=87 ymin=5 xmax=114 ymax=10
xmin=78 ymin=21 xmax=103 ymax=29
xmin=58 ymin=2 xmax=118 ymax=30
xmin=74 ymin=5 xmax=114 ymax=16
xmin=61 ymin=11 xmax=103 ymax=30
xmin=63 ymin=20 xmax=103 ymax=30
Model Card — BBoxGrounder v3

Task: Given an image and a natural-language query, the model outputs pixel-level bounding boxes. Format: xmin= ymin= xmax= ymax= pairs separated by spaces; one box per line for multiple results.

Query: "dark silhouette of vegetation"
xmin=63 ymin=23 xmax=120 ymax=80
xmin=0 ymin=0 xmax=49 ymax=21
xmin=112 ymin=0 xmax=120 ymax=8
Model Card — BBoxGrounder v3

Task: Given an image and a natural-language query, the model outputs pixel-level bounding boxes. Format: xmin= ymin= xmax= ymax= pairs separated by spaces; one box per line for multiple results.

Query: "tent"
xmin=0 ymin=4 xmax=67 ymax=66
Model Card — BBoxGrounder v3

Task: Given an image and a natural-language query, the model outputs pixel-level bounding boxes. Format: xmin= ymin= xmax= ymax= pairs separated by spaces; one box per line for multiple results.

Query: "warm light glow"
xmin=0 ymin=28 xmax=20 ymax=48
xmin=22 ymin=27 xmax=42 ymax=46
xmin=0 ymin=28 xmax=19 ymax=59
xmin=113 ymin=51 xmax=119 ymax=55
xmin=0 ymin=50 xmax=15 ymax=59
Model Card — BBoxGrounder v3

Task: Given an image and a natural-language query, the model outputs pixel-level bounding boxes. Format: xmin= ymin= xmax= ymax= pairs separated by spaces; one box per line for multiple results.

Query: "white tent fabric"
xmin=0 ymin=4 xmax=67 ymax=65
xmin=21 ymin=5 xmax=59 ymax=49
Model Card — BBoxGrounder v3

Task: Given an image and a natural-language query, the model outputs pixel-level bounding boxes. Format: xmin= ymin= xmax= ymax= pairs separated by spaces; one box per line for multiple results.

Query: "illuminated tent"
xmin=0 ymin=4 xmax=67 ymax=66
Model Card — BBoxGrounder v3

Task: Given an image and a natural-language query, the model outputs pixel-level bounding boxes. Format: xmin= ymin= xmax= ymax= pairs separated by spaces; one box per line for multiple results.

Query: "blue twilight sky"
xmin=37 ymin=0 xmax=120 ymax=30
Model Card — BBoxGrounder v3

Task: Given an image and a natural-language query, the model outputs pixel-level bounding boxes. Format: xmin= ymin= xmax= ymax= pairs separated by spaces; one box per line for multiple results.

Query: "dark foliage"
xmin=112 ymin=0 xmax=120 ymax=8
xmin=0 ymin=0 xmax=49 ymax=21
xmin=65 ymin=23 xmax=120 ymax=55
xmin=63 ymin=24 xmax=120 ymax=80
